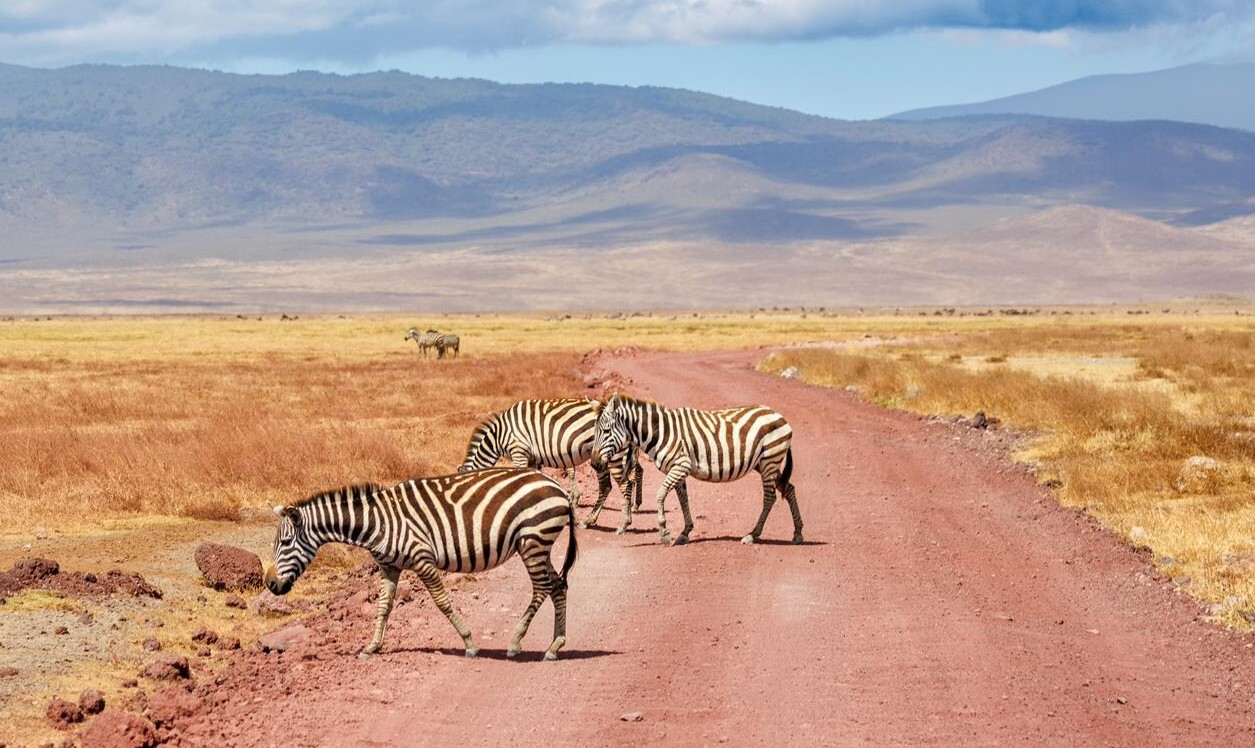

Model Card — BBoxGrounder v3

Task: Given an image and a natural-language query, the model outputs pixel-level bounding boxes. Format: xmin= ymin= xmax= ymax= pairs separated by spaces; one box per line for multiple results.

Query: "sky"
xmin=2 ymin=1 xmax=1253 ymax=120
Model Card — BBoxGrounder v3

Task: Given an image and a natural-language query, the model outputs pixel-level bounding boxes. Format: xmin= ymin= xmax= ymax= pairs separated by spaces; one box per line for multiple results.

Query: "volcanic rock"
xmin=194 ymin=543 xmax=263 ymax=591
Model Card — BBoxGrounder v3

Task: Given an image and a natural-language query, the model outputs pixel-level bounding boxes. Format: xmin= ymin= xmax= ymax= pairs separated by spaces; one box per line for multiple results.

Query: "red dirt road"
xmin=183 ymin=349 xmax=1255 ymax=746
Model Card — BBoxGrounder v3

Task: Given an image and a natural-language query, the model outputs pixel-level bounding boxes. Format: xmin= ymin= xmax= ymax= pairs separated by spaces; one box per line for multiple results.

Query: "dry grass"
xmin=761 ymin=316 xmax=1255 ymax=628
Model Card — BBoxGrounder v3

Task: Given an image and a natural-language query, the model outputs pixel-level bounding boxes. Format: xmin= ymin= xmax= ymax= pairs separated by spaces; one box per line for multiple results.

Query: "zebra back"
xmin=461 ymin=398 xmax=600 ymax=471
xmin=601 ymin=393 xmax=792 ymax=482
xmin=277 ymin=469 xmax=570 ymax=576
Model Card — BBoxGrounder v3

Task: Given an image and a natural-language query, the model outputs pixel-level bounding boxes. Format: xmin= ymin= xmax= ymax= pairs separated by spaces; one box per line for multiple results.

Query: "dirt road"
xmin=182 ymin=349 xmax=1255 ymax=746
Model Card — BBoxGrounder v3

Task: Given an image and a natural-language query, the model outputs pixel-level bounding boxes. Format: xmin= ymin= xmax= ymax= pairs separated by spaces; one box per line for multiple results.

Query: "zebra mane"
xmin=291 ymin=483 xmax=384 ymax=509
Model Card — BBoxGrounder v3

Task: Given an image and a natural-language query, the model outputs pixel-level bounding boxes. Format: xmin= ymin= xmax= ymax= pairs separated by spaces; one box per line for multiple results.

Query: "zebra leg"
xmin=615 ymin=461 xmax=640 ymax=535
xmin=415 ymin=563 xmax=479 ymax=657
xmin=565 ymin=467 xmax=581 ymax=508
xmin=544 ymin=557 xmax=568 ymax=662
xmin=360 ymin=565 xmax=401 ymax=657
xmin=508 ymin=541 xmax=555 ymax=659
xmin=782 ymin=480 xmax=804 ymax=545
xmin=654 ymin=464 xmax=690 ymax=546
xmin=579 ymin=463 xmax=614 ymax=528
xmin=672 ymin=479 xmax=696 ymax=545
xmin=743 ymin=472 xmax=780 ymax=545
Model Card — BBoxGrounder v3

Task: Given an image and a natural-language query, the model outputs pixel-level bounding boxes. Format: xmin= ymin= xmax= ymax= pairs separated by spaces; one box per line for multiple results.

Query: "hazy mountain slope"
xmin=3 ymin=63 xmax=1255 ymax=250
xmin=890 ymin=63 xmax=1255 ymax=132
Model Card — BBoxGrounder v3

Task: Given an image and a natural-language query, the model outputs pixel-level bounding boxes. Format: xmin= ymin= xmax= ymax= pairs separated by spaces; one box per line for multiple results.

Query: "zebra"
xmin=264 ymin=467 xmax=577 ymax=660
xmin=435 ymin=332 xmax=460 ymax=359
xmin=591 ymin=393 xmax=803 ymax=546
xmin=404 ymin=328 xmax=442 ymax=358
xmin=459 ymin=397 xmax=644 ymax=534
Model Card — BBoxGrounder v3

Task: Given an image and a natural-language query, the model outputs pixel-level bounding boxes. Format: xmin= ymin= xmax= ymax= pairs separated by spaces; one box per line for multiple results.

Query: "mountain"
xmin=890 ymin=63 xmax=1255 ymax=133
xmin=0 ymin=63 xmax=1253 ymax=311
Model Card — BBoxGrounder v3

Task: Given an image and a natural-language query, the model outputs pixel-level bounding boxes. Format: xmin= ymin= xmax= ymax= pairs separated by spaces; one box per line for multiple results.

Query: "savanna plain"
xmin=1 ymin=305 xmax=1253 ymax=745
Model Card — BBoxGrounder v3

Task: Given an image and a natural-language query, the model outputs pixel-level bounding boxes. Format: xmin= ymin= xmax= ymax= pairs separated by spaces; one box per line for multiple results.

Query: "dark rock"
xmin=54 ymin=625 xmax=69 ymax=635
xmin=190 ymin=628 xmax=218 ymax=645
xmin=972 ymin=411 xmax=988 ymax=429
xmin=223 ymin=593 xmax=246 ymax=609
xmin=80 ymin=689 xmax=106 ymax=715
xmin=249 ymin=590 xmax=293 ymax=617
xmin=194 ymin=543 xmax=263 ymax=592
xmin=0 ymin=666 xmax=17 ymax=677
xmin=140 ymin=657 xmax=190 ymax=682
xmin=141 ymin=638 xmax=161 ymax=652
xmin=46 ymin=696 xmax=84 ymax=728
xmin=80 ymin=709 xmax=158 ymax=748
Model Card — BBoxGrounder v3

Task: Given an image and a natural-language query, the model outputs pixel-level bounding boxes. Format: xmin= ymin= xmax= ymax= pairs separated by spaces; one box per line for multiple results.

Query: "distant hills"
xmin=0 ymin=62 xmax=1252 ymax=312
xmin=891 ymin=63 xmax=1255 ymax=133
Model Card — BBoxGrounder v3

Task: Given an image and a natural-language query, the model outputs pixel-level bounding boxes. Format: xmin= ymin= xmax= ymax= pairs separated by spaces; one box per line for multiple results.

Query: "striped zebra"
xmin=459 ymin=397 xmax=644 ymax=534
xmin=264 ymin=468 xmax=577 ymax=660
xmin=404 ymin=328 xmax=442 ymax=358
xmin=591 ymin=393 xmax=803 ymax=546
xmin=435 ymin=332 xmax=460 ymax=359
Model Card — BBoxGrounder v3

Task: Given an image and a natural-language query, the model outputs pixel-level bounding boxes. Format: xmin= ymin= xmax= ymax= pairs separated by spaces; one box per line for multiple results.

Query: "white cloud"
xmin=0 ymin=1 xmax=1250 ymax=66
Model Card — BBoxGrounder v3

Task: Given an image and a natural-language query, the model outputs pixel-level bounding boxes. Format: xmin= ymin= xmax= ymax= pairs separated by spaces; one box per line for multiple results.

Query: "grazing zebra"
xmin=264 ymin=468 xmax=577 ymax=660
xmin=592 ymin=393 xmax=802 ymax=546
xmin=459 ymin=398 xmax=644 ymax=534
xmin=404 ymin=328 xmax=442 ymax=358
xmin=435 ymin=332 xmax=460 ymax=359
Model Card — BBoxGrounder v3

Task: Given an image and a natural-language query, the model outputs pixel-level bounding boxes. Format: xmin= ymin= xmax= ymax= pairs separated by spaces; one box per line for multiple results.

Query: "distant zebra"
xmin=264 ymin=468 xmax=577 ymax=660
xmin=459 ymin=398 xmax=644 ymax=533
xmin=592 ymin=393 xmax=802 ymax=546
xmin=435 ymin=332 xmax=460 ymax=359
xmin=404 ymin=328 xmax=442 ymax=358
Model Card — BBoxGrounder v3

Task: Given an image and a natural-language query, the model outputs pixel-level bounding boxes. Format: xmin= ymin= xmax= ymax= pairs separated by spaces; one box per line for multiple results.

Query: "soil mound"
xmin=0 ymin=558 xmax=162 ymax=599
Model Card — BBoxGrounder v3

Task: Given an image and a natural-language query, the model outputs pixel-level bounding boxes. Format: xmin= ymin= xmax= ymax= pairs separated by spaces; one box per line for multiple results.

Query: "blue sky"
xmin=2 ymin=1 xmax=1252 ymax=119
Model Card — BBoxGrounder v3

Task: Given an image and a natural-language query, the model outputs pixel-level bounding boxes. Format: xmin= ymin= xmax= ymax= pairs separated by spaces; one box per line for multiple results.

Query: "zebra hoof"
xmin=614 ymin=526 xmax=627 ymax=536
xmin=465 ymin=646 xmax=480 ymax=658
xmin=578 ymin=521 xmax=590 ymax=530
xmin=740 ymin=534 xmax=756 ymax=545
xmin=543 ymin=651 xmax=559 ymax=661
xmin=506 ymin=645 xmax=521 ymax=659
xmin=792 ymin=534 xmax=804 ymax=545
xmin=357 ymin=651 xmax=373 ymax=660
xmin=673 ymin=535 xmax=689 ymax=546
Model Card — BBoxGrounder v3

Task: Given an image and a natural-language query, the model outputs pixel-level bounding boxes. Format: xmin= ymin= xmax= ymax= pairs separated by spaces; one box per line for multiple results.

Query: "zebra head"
xmin=265 ymin=504 xmax=315 ymax=596
xmin=404 ymin=328 xmax=418 ymax=342
xmin=591 ymin=393 xmax=630 ymax=470
xmin=459 ymin=416 xmax=501 ymax=472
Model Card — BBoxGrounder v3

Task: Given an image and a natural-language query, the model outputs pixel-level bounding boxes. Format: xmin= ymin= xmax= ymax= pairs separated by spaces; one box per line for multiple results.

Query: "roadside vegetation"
xmin=760 ymin=313 xmax=1255 ymax=629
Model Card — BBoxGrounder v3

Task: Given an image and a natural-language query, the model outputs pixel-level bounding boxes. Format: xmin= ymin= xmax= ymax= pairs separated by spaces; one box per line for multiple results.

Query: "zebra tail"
xmin=557 ymin=499 xmax=578 ymax=591
xmin=778 ymin=447 xmax=794 ymax=488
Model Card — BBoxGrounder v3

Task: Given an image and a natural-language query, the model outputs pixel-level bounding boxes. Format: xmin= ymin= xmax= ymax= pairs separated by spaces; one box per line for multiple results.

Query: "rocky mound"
xmin=0 ymin=558 xmax=162 ymax=599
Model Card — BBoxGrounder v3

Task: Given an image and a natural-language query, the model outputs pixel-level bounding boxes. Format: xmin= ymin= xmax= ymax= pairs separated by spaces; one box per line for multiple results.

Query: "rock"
xmin=54 ymin=625 xmax=69 ymax=635
xmin=146 ymin=686 xmax=199 ymax=728
xmin=219 ymin=636 xmax=241 ymax=651
xmin=257 ymin=623 xmax=313 ymax=653
xmin=194 ymin=543 xmax=263 ymax=591
xmin=80 ymin=689 xmax=106 ymax=715
xmin=1128 ymin=526 xmax=1149 ymax=545
xmin=0 ymin=666 xmax=18 ymax=677
xmin=619 ymin=711 xmax=644 ymax=722
xmin=223 ymin=593 xmax=246 ymax=609
xmin=249 ymin=589 xmax=294 ymax=617
xmin=971 ymin=411 xmax=988 ymax=429
xmin=142 ymin=638 xmax=161 ymax=652
xmin=78 ymin=611 xmax=95 ymax=625
xmin=1176 ymin=455 xmax=1223 ymax=492
xmin=46 ymin=696 xmax=84 ymax=728
xmin=81 ymin=709 xmax=158 ymax=748
xmin=779 ymin=366 xmax=801 ymax=379
xmin=140 ymin=657 xmax=190 ymax=682
xmin=190 ymin=627 xmax=219 ymax=645
xmin=120 ymin=679 xmax=138 ymax=689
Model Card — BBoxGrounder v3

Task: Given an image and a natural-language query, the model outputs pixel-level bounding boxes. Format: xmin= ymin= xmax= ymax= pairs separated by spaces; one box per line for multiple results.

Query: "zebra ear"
xmin=271 ymin=505 xmax=284 ymax=517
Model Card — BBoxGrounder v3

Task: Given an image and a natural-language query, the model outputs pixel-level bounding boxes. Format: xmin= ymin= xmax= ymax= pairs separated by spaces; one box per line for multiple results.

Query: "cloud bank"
xmin=1 ymin=1 xmax=1250 ymax=66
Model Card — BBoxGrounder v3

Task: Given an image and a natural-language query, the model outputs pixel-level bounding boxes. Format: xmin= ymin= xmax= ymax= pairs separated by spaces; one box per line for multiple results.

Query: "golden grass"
xmin=761 ymin=317 xmax=1255 ymax=628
